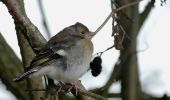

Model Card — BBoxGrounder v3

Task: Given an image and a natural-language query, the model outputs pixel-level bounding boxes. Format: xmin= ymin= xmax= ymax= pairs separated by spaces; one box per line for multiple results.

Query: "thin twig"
xmin=95 ymin=45 xmax=115 ymax=56
xmin=26 ymin=89 xmax=47 ymax=92
xmin=116 ymin=0 xmax=143 ymax=12
xmin=79 ymin=90 xmax=107 ymax=100
xmin=94 ymin=11 xmax=113 ymax=34
xmin=94 ymin=0 xmax=143 ymax=34
xmin=38 ymin=0 xmax=51 ymax=39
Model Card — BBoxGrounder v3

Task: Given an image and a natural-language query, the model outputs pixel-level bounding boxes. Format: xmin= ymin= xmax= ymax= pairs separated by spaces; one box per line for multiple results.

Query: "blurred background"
xmin=0 ymin=0 xmax=170 ymax=100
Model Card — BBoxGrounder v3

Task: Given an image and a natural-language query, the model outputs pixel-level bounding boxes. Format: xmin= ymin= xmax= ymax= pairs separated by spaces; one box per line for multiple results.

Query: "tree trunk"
xmin=116 ymin=0 xmax=142 ymax=100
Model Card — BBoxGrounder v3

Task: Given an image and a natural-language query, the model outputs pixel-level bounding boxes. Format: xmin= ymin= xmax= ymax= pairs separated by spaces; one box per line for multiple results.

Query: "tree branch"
xmin=115 ymin=0 xmax=142 ymax=100
xmin=0 ymin=32 xmax=29 ymax=100
xmin=26 ymin=86 xmax=107 ymax=100
xmin=94 ymin=0 xmax=143 ymax=34
xmin=139 ymin=0 xmax=155 ymax=29
xmin=1 ymin=0 xmax=47 ymax=53
xmin=0 ymin=0 xmax=45 ymax=99
xmin=38 ymin=0 xmax=51 ymax=39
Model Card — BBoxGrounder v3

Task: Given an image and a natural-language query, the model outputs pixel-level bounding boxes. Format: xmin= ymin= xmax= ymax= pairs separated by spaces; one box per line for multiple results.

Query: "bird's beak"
xmin=85 ymin=31 xmax=96 ymax=39
xmin=89 ymin=32 xmax=96 ymax=38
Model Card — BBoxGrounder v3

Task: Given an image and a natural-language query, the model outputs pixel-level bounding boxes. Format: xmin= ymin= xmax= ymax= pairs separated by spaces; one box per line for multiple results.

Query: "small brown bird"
xmin=13 ymin=22 xmax=96 ymax=85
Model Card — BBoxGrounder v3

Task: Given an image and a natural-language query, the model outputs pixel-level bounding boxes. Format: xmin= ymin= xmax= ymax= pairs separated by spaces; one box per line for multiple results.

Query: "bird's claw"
xmin=65 ymin=81 xmax=80 ymax=96
xmin=54 ymin=81 xmax=80 ymax=96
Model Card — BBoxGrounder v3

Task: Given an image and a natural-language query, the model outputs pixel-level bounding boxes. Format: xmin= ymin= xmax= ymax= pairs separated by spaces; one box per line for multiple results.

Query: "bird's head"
xmin=73 ymin=22 xmax=96 ymax=39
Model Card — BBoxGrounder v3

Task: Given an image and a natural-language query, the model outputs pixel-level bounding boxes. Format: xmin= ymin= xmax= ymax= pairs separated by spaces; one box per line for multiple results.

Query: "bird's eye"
xmin=81 ymin=31 xmax=85 ymax=35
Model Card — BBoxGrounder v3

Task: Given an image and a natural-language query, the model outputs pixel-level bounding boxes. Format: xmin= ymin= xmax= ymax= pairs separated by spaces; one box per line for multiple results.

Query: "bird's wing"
xmin=28 ymin=49 xmax=62 ymax=69
xmin=13 ymin=49 xmax=62 ymax=82
xmin=27 ymin=34 xmax=83 ymax=70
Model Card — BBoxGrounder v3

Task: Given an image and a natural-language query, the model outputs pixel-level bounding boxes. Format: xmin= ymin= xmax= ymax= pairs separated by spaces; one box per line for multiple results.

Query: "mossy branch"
xmin=0 ymin=32 xmax=29 ymax=100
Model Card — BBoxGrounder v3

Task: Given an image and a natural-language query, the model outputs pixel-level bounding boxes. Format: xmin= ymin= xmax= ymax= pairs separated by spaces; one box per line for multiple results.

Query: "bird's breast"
xmin=61 ymin=39 xmax=93 ymax=81
xmin=66 ymin=39 xmax=93 ymax=67
xmin=45 ymin=39 xmax=93 ymax=82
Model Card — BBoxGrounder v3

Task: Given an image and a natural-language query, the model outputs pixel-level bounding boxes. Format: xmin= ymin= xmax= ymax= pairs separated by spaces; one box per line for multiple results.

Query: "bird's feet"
xmin=54 ymin=80 xmax=81 ymax=96
xmin=54 ymin=81 xmax=65 ymax=93
xmin=65 ymin=81 xmax=81 ymax=96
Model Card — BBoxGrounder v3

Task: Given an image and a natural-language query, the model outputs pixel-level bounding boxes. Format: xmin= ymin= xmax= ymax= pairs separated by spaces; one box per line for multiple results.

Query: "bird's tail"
xmin=13 ymin=69 xmax=38 ymax=82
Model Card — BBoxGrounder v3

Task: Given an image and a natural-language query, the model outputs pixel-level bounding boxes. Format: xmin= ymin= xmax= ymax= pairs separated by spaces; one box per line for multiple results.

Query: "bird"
xmin=13 ymin=22 xmax=95 ymax=85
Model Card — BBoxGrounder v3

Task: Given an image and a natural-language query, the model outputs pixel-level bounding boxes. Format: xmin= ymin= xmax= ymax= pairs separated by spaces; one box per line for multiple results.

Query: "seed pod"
xmin=90 ymin=56 xmax=102 ymax=77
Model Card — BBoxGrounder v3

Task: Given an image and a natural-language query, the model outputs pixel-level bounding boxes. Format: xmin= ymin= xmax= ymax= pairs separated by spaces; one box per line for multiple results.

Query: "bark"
xmin=0 ymin=33 xmax=28 ymax=100
xmin=116 ymin=0 xmax=141 ymax=100
xmin=0 ymin=0 xmax=45 ymax=99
